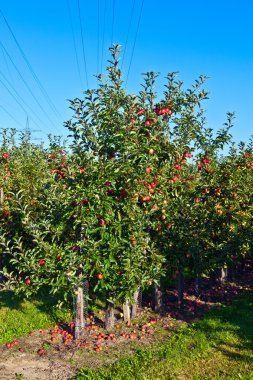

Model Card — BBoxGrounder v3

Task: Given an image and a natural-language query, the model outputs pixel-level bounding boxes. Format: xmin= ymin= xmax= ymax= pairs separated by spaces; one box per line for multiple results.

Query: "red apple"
xmin=2 ymin=152 xmax=9 ymax=159
xmin=80 ymin=199 xmax=89 ymax=205
xmin=137 ymin=108 xmax=146 ymax=115
xmin=145 ymin=119 xmax=154 ymax=126
xmin=165 ymin=108 xmax=172 ymax=115
xmin=202 ymin=158 xmax=210 ymax=165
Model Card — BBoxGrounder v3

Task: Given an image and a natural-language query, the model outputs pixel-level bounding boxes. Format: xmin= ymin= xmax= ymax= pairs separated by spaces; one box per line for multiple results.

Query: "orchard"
xmin=0 ymin=45 xmax=253 ymax=343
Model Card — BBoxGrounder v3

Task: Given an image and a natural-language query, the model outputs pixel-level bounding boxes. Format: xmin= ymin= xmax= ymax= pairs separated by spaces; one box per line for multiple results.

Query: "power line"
xmin=97 ymin=0 xmax=100 ymax=78
xmin=101 ymin=0 xmax=107 ymax=73
xmin=0 ymin=42 xmax=62 ymax=134
xmin=0 ymin=42 xmax=15 ymax=85
xmin=0 ymin=9 xmax=62 ymax=122
xmin=121 ymin=0 xmax=136 ymax=71
xmin=125 ymin=0 xmax=145 ymax=89
xmin=0 ymin=69 xmax=52 ymax=131
xmin=77 ymin=0 xmax=89 ymax=89
xmin=0 ymin=104 xmax=24 ymax=129
xmin=0 ymin=77 xmax=49 ymax=132
xmin=111 ymin=0 xmax=115 ymax=46
xmin=66 ymin=0 xmax=83 ymax=87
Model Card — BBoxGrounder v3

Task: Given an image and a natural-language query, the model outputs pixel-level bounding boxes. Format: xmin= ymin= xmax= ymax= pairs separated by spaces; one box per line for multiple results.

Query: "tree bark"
xmin=123 ymin=299 xmax=131 ymax=322
xmin=218 ymin=266 xmax=228 ymax=283
xmin=75 ymin=286 xmax=85 ymax=339
xmin=154 ymin=283 xmax=163 ymax=312
xmin=0 ymin=188 xmax=4 ymax=205
xmin=131 ymin=288 xmax=141 ymax=319
xmin=105 ymin=301 xmax=115 ymax=330
xmin=195 ymin=275 xmax=202 ymax=295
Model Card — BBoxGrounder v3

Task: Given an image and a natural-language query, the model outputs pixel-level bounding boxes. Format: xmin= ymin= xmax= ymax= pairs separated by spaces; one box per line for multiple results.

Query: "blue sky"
xmin=0 ymin=0 xmax=252 ymax=146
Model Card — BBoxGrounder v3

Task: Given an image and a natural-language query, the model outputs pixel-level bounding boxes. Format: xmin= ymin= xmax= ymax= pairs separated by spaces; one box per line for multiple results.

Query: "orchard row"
xmin=0 ymin=46 xmax=252 ymax=336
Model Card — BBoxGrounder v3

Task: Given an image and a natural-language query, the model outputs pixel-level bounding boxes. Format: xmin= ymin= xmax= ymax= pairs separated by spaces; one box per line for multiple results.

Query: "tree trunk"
xmin=154 ymin=283 xmax=163 ymax=312
xmin=195 ymin=275 xmax=202 ymax=295
xmin=131 ymin=288 xmax=141 ymax=319
xmin=75 ymin=286 xmax=85 ymax=339
xmin=0 ymin=188 xmax=4 ymax=205
xmin=177 ymin=270 xmax=184 ymax=306
xmin=210 ymin=270 xmax=217 ymax=286
xmin=123 ymin=299 xmax=131 ymax=323
xmin=218 ymin=266 xmax=228 ymax=283
xmin=105 ymin=301 xmax=115 ymax=330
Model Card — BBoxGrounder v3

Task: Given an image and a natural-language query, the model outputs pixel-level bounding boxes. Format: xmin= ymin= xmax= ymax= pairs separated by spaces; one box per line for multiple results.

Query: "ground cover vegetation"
xmin=0 ymin=45 xmax=253 ymax=378
xmin=0 ymin=268 xmax=252 ymax=379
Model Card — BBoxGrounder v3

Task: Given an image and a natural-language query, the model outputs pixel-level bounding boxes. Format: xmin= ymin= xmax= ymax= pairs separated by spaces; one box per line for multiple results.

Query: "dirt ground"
xmin=1 ymin=262 xmax=252 ymax=380
xmin=0 ymin=318 xmax=174 ymax=380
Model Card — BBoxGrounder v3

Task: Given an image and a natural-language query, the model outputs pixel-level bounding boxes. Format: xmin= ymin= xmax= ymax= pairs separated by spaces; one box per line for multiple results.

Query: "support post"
xmin=75 ymin=286 xmax=85 ymax=339
xmin=123 ymin=299 xmax=131 ymax=322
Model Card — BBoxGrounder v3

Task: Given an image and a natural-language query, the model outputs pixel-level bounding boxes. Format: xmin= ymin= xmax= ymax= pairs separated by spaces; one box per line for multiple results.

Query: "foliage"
xmin=0 ymin=45 xmax=252 ymax=323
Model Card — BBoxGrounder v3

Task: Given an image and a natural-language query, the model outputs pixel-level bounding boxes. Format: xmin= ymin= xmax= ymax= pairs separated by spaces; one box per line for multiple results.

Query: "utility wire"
xmin=101 ymin=0 xmax=107 ymax=73
xmin=0 ymin=77 xmax=44 ymax=131
xmin=66 ymin=0 xmax=83 ymax=87
xmin=111 ymin=0 xmax=115 ymax=46
xmin=77 ymin=0 xmax=89 ymax=89
xmin=125 ymin=0 xmax=145 ymax=89
xmin=0 ymin=104 xmax=24 ymax=129
xmin=0 ymin=42 xmax=62 ymax=134
xmin=0 ymin=42 xmax=15 ymax=85
xmin=0 ymin=69 xmax=51 ymax=131
xmin=0 ymin=9 xmax=62 ymax=122
xmin=97 ymin=0 xmax=100 ymax=78
xmin=121 ymin=0 xmax=136 ymax=71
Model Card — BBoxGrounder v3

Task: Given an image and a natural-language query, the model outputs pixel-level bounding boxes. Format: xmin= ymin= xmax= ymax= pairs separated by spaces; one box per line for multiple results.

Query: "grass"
xmin=0 ymin=290 xmax=71 ymax=344
xmin=76 ymin=292 xmax=253 ymax=380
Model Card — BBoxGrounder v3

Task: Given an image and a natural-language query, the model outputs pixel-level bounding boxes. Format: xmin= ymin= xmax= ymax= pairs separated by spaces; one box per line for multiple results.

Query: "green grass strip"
xmin=0 ymin=290 xmax=71 ymax=344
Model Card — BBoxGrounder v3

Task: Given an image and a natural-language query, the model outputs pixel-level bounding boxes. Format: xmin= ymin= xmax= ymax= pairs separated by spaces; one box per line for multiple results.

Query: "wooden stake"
xmin=123 ymin=299 xmax=131 ymax=322
xmin=75 ymin=286 xmax=85 ymax=339
xmin=105 ymin=301 xmax=115 ymax=330
xmin=131 ymin=288 xmax=140 ymax=319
